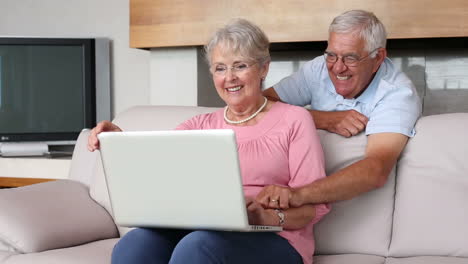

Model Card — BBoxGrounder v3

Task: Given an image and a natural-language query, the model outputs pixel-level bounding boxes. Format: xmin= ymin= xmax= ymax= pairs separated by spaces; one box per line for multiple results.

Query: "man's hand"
xmin=255 ymin=185 xmax=303 ymax=209
xmin=87 ymin=120 xmax=122 ymax=152
xmin=312 ymin=110 xmax=368 ymax=137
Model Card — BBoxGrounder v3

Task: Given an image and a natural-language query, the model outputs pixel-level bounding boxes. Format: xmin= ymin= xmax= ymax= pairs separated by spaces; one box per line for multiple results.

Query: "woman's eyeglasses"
xmin=211 ymin=62 xmax=257 ymax=76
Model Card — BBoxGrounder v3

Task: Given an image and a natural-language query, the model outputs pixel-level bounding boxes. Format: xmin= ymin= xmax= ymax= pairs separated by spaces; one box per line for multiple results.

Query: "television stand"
xmin=0 ymin=142 xmax=49 ymax=157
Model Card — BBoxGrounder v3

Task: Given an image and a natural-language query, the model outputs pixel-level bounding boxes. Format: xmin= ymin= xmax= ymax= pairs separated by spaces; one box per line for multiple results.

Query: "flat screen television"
xmin=0 ymin=37 xmax=110 ymax=156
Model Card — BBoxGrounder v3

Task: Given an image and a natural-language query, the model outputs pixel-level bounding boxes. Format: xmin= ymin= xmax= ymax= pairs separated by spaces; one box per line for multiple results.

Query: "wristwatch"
xmin=275 ymin=209 xmax=285 ymax=226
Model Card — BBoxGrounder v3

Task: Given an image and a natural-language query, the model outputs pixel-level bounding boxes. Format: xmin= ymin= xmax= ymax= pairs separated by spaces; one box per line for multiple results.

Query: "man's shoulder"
xmin=370 ymin=58 xmax=419 ymax=104
xmin=303 ymin=55 xmax=327 ymax=72
xmin=365 ymin=59 xmax=422 ymax=137
xmin=379 ymin=58 xmax=413 ymax=87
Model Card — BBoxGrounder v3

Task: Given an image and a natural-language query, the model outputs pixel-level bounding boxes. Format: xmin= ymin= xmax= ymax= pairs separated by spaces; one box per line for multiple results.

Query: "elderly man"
xmin=258 ymin=10 xmax=421 ymax=208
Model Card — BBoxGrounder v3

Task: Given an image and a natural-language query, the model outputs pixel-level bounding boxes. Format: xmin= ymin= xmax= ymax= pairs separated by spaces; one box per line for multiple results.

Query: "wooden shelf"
xmin=130 ymin=0 xmax=468 ymax=48
xmin=0 ymin=177 xmax=56 ymax=188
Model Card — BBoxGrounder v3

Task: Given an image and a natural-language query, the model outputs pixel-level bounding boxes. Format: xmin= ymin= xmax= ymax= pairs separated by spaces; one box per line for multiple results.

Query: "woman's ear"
xmin=260 ymin=60 xmax=271 ymax=79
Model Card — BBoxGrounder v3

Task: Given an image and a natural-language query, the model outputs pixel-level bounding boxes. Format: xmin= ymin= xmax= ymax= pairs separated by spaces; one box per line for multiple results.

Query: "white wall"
xmin=150 ymin=48 xmax=198 ymax=106
xmin=0 ymin=0 xmax=150 ymax=179
xmin=0 ymin=0 xmax=150 ymax=116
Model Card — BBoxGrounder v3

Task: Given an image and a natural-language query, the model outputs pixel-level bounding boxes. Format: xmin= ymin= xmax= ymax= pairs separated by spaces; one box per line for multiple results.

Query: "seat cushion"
xmin=1 ymin=238 xmax=118 ymax=264
xmin=314 ymin=254 xmax=385 ymax=264
xmin=386 ymin=256 xmax=468 ymax=264
xmin=314 ymin=131 xmax=395 ymax=256
xmin=0 ymin=251 xmax=14 ymax=263
xmin=390 ymin=113 xmax=468 ymax=257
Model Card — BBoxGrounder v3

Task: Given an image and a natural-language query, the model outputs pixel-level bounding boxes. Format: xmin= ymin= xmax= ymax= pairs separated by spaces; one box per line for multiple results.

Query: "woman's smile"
xmin=226 ymin=85 xmax=242 ymax=92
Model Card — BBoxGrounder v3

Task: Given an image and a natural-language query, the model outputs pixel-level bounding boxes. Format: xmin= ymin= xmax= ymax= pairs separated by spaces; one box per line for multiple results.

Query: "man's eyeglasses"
xmin=324 ymin=48 xmax=380 ymax=67
xmin=211 ymin=62 xmax=256 ymax=76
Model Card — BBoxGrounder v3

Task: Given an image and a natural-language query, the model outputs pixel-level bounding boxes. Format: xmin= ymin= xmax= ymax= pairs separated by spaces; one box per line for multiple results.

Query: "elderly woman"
xmin=88 ymin=19 xmax=329 ymax=264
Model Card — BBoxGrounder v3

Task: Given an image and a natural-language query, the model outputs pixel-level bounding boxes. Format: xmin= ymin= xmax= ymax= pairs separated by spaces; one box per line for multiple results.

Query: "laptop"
xmin=98 ymin=129 xmax=282 ymax=232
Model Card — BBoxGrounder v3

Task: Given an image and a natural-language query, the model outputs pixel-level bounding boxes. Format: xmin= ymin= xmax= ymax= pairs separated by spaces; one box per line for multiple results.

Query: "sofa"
xmin=0 ymin=105 xmax=467 ymax=264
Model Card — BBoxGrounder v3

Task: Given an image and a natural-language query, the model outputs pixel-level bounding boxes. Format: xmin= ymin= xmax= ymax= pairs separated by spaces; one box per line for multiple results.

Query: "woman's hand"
xmin=246 ymin=196 xmax=317 ymax=229
xmin=87 ymin=120 xmax=122 ymax=152
xmin=245 ymin=197 xmax=277 ymax=226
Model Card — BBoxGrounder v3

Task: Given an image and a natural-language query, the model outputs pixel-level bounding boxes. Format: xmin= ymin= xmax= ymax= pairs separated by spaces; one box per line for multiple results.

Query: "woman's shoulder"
xmin=275 ymin=102 xmax=312 ymax=119
xmin=176 ymin=109 xmax=224 ymax=130
xmin=271 ymin=102 xmax=316 ymax=130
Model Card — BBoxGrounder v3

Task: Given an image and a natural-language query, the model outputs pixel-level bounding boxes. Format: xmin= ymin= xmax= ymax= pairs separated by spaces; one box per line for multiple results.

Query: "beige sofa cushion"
xmin=389 ymin=113 xmax=468 ymax=257
xmin=2 ymin=238 xmax=118 ymax=264
xmin=386 ymin=256 xmax=468 ymax=264
xmin=0 ymin=241 xmax=15 ymax=253
xmin=314 ymin=254 xmax=385 ymax=264
xmin=314 ymin=130 xmax=395 ymax=256
xmin=0 ymin=251 xmax=13 ymax=263
xmin=0 ymin=180 xmax=118 ymax=253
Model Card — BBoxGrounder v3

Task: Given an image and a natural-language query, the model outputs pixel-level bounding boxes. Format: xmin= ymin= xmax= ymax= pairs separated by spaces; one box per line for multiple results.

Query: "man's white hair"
xmin=329 ymin=10 xmax=387 ymax=57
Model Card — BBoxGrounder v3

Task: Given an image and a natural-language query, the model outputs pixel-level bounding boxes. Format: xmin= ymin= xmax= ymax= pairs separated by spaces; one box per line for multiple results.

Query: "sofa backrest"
xmin=313 ymin=131 xmax=395 ymax=256
xmin=113 ymin=105 xmax=220 ymax=131
xmin=68 ymin=129 xmax=98 ymax=186
xmin=389 ymin=113 xmax=468 ymax=258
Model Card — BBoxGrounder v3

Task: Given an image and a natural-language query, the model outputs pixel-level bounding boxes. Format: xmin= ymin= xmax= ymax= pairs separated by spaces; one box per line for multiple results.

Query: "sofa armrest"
xmin=0 ymin=180 xmax=118 ymax=253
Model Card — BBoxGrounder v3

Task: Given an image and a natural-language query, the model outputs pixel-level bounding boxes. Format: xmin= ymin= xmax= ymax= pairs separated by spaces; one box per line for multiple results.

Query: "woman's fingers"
xmin=87 ymin=121 xmax=122 ymax=152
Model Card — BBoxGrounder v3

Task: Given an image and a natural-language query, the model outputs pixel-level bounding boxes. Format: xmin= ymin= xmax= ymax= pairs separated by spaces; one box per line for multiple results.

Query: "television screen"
xmin=0 ymin=38 xmax=97 ymax=144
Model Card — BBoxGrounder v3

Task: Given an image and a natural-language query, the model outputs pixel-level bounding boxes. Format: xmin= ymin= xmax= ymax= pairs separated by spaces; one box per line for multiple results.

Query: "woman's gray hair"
xmin=329 ymin=10 xmax=387 ymax=57
xmin=204 ymin=18 xmax=270 ymax=66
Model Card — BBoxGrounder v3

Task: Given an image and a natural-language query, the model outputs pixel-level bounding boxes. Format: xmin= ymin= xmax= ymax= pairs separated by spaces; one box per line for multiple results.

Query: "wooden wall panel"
xmin=130 ymin=0 xmax=468 ymax=48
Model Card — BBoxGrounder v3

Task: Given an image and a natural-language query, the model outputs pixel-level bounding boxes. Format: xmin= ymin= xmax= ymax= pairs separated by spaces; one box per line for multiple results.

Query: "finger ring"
xmin=270 ymin=199 xmax=278 ymax=203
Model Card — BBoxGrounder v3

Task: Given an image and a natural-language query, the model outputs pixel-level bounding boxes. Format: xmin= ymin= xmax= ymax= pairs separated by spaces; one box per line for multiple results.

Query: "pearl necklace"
xmin=224 ymin=97 xmax=268 ymax=124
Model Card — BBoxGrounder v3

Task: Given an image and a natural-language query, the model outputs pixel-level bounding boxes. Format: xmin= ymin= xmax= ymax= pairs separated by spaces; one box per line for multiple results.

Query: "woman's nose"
xmin=225 ymin=69 xmax=238 ymax=81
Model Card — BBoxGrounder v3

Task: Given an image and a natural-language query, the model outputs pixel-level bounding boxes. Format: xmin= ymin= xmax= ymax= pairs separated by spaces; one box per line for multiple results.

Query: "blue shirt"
xmin=274 ymin=56 xmax=422 ymax=137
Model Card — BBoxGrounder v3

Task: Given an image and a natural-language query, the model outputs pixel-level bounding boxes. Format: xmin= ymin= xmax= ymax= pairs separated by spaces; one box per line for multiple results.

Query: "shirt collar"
xmin=355 ymin=61 xmax=386 ymax=104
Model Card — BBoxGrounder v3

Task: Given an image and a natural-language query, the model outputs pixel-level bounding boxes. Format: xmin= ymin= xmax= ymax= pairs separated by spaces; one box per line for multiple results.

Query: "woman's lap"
xmin=112 ymin=228 xmax=302 ymax=264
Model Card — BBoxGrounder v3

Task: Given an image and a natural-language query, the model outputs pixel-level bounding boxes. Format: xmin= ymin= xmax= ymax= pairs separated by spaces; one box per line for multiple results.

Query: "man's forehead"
xmin=327 ymin=32 xmax=366 ymax=54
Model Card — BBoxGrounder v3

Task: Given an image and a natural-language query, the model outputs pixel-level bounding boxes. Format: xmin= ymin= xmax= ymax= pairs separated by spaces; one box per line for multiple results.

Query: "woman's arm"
xmin=257 ymin=107 xmax=330 ymax=221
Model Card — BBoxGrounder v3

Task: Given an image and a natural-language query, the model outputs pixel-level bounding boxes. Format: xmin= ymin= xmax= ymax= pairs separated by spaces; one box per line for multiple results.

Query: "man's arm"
xmin=262 ymin=87 xmax=281 ymax=102
xmin=263 ymin=87 xmax=368 ymax=137
xmin=294 ymin=132 xmax=408 ymax=204
xmin=310 ymin=110 xmax=368 ymax=138
xmin=257 ymin=132 xmax=409 ymax=207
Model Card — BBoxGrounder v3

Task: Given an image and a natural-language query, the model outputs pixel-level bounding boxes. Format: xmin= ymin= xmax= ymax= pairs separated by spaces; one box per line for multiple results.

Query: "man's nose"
xmin=332 ymin=58 xmax=348 ymax=73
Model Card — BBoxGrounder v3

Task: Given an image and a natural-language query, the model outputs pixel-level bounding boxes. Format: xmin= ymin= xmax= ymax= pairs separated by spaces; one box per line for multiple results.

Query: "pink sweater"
xmin=176 ymin=102 xmax=330 ymax=264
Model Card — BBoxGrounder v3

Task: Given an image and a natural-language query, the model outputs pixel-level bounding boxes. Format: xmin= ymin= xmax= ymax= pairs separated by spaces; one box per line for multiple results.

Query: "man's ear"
xmin=373 ymin=48 xmax=387 ymax=73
